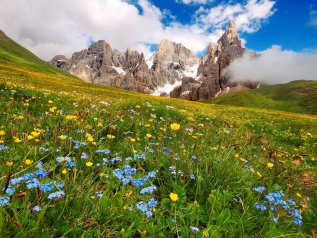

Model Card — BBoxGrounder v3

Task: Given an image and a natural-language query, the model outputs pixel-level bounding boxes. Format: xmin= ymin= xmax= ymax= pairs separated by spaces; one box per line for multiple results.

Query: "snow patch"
xmin=146 ymin=55 xmax=154 ymax=68
xmin=183 ymin=63 xmax=199 ymax=78
xmin=151 ymin=80 xmax=182 ymax=96
xmin=112 ymin=66 xmax=126 ymax=75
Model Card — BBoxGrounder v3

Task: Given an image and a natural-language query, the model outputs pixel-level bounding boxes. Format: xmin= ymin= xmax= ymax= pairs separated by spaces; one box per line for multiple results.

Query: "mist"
xmin=222 ymin=46 xmax=317 ymax=84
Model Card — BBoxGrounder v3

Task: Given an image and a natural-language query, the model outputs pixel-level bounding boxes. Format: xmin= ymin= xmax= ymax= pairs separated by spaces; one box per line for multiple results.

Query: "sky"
xmin=0 ymin=0 xmax=317 ymax=61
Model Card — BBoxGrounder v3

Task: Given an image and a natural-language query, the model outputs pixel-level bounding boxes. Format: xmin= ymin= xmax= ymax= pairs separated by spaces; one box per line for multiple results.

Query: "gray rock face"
xmin=50 ymin=39 xmax=198 ymax=94
xmin=170 ymin=20 xmax=245 ymax=100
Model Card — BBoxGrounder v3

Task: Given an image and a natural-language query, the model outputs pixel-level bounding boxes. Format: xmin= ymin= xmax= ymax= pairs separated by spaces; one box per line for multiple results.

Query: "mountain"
xmin=170 ymin=20 xmax=245 ymax=100
xmin=205 ymin=80 xmax=317 ymax=115
xmin=50 ymin=21 xmax=246 ymax=98
xmin=50 ymin=38 xmax=198 ymax=94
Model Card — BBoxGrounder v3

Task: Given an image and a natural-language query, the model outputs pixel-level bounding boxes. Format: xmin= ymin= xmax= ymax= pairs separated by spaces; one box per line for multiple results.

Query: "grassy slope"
xmin=0 ymin=30 xmax=317 ymax=237
xmin=205 ymin=81 xmax=317 ymax=115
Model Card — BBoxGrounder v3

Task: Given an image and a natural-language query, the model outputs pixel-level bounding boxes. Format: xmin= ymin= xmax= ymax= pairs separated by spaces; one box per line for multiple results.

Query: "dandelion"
xmin=267 ymin=163 xmax=274 ymax=169
xmin=86 ymin=161 xmax=93 ymax=167
xmin=107 ymin=134 xmax=115 ymax=139
xmin=59 ymin=135 xmax=67 ymax=141
xmin=170 ymin=123 xmax=180 ymax=131
xmin=25 ymin=159 xmax=33 ymax=166
xmin=5 ymin=161 xmax=13 ymax=167
xmin=169 ymin=193 xmax=179 ymax=202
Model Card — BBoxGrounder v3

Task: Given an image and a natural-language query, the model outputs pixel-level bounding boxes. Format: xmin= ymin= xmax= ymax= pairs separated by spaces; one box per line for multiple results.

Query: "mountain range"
xmin=50 ymin=21 xmax=255 ymax=100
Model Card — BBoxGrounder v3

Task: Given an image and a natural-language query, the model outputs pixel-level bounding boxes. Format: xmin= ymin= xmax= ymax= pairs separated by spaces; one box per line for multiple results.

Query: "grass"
xmin=205 ymin=80 xmax=317 ymax=115
xmin=0 ymin=30 xmax=317 ymax=237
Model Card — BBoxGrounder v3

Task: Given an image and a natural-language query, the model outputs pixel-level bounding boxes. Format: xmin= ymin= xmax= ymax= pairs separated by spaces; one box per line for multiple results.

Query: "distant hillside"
xmin=205 ymin=80 xmax=317 ymax=115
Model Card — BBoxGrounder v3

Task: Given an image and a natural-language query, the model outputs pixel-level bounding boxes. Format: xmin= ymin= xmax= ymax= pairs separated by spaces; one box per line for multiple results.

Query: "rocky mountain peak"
xmin=219 ymin=20 xmax=241 ymax=47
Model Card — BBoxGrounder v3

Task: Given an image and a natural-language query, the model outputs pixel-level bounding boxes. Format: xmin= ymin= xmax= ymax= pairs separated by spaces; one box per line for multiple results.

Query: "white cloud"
xmin=176 ymin=0 xmax=210 ymax=5
xmin=308 ymin=8 xmax=317 ymax=27
xmin=222 ymin=46 xmax=317 ymax=84
xmin=197 ymin=0 xmax=276 ymax=33
xmin=0 ymin=0 xmax=276 ymax=60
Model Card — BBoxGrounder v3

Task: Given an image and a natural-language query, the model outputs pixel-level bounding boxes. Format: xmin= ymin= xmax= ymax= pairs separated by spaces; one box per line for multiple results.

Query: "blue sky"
xmin=148 ymin=0 xmax=317 ymax=52
xmin=0 ymin=0 xmax=316 ymax=59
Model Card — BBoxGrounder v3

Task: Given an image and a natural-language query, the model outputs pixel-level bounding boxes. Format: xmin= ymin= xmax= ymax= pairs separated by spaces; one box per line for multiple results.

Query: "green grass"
xmin=0 ymin=30 xmax=317 ymax=237
xmin=205 ymin=80 xmax=317 ymax=115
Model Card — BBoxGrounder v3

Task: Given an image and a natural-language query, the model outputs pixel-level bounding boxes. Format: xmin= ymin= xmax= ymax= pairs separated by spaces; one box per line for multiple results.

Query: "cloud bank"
xmin=0 ymin=0 xmax=276 ymax=60
xmin=223 ymin=46 xmax=317 ymax=84
xmin=308 ymin=8 xmax=317 ymax=27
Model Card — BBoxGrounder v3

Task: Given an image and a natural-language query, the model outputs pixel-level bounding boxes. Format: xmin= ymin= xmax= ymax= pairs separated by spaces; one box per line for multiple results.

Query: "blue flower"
xmin=47 ymin=191 xmax=65 ymax=200
xmin=0 ymin=145 xmax=9 ymax=151
xmin=32 ymin=205 xmax=42 ymax=212
xmin=294 ymin=218 xmax=303 ymax=226
xmin=145 ymin=210 xmax=153 ymax=218
xmin=140 ymin=186 xmax=157 ymax=195
xmin=133 ymin=179 xmax=145 ymax=187
xmin=147 ymin=198 xmax=157 ymax=208
xmin=136 ymin=201 xmax=147 ymax=213
xmin=111 ymin=157 xmax=122 ymax=164
xmin=113 ymin=169 xmax=124 ymax=180
xmin=56 ymin=156 xmax=71 ymax=163
xmin=81 ymin=152 xmax=88 ymax=159
xmin=190 ymin=174 xmax=196 ymax=180
xmin=66 ymin=161 xmax=76 ymax=168
xmin=174 ymin=157 xmax=180 ymax=161
xmin=123 ymin=165 xmax=137 ymax=175
xmin=39 ymin=147 xmax=50 ymax=153
xmin=96 ymin=191 xmax=103 ymax=199
xmin=147 ymin=171 xmax=156 ymax=179
xmin=271 ymin=216 xmax=278 ymax=223
xmin=5 ymin=186 xmax=15 ymax=196
xmin=36 ymin=161 xmax=44 ymax=168
xmin=255 ymin=203 xmax=267 ymax=211
xmin=26 ymin=179 xmax=40 ymax=189
xmin=253 ymin=186 xmax=266 ymax=194
xmin=191 ymin=226 xmax=200 ymax=234
xmin=34 ymin=169 xmax=49 ymax=179
xmin=0 ymin=196 xmax=10 ymax=206
xmin=39 ymin=182 xmax=54 ymax=192
xmin=96 ymin=149 xmax=110 ymax=154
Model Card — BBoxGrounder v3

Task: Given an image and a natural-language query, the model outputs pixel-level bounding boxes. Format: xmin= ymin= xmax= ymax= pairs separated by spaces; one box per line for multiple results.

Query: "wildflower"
xmin=169 ymin=193 xmax=179 ymax=202
xmin=170 ymin=123 xmax=180 ymax=131
xmin=146 ymin=133 xmax=153 ymax=139
xmin=191 ymin=226 xmax=200 ymax=235
xmin=296 ymin=193 xmax=302 ymax=198
xmin=56 ymin=156 xmax=71 ymax=163
xmin=0 ymin=130 xmax=5 ymax=136
xmin=81 ymin=152 xmax=88 ymax=159
xmin=255 ymin=203 xmax=266 ymax=211
xmin=14 ymin=138 xmax=22 ymax=143
xmin=39 ymin=183 xmax=54 ymax=192
xmin=65 ymin=115 xmax=77 ymax=121
xmin=96 ymin=149 xmax=110 ymax=154
xmin=48 ymin=100 xmax=53 ymax=104
xmin=107 ymin=134 xmax=115 ymax=139
xmin=32 ymin=205 xmax=42 ymax=212
xmin=86 ymin=161 xmax=93 ymax=167
xmin=27 ymin=135 xmax=34 ymax=141
xmin=0 ymin=145 xmax=9 ymax=151
xmin=87 ymin=137 xmax=94 ymax=142
xmin=99 ymin=172 xmax=106 ymax=177
xmin=130 ymin=138 xmax=136 ymax=142
xmin=62 ymin=169 xmax=67 ymax=175
xmin=5 ymin=186 xmax=15 ymax=196
xmin=188 ymin=116 xmax=195 ymax=122
xmin=6 ymin=161 xmax=13 ymax=167
xmin=140 ymin=186 xmax=157 ymax=195
xmin=253 ymin=186 xmax=266 ymax=194
xmin=47 ymin=191 xmax=65 ymax=200
xmin=267 ymin=163 xmax=274 ymax=169
xmin=256 ymin=171 xmax=262 ymax=177
xmin=59 ymin=135 xmax=67 ymax=141
xmin=25 ymin=159 xmax=33 ymax=166
xmin=96 ymin=191 xmax=103 ymax=199
xmin=49 ymin=107 xmax=57 ymax=113
xmin=0 ymin=196 xmax=10 ymax=206
xmin=34 ymin=169 xmax=48 ymax=178
xmin=271 ymin=217 xmax=278 ymax=223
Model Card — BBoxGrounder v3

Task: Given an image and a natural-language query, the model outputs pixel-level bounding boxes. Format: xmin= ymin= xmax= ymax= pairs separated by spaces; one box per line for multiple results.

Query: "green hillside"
xmin=206 ymin=81 xmax=317 ymax=114
xmin=0 ymin=31 xmax=317 ymax=237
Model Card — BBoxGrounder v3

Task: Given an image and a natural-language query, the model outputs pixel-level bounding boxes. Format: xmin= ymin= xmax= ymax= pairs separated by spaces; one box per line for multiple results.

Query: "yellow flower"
xmin=66 ymin=115 xmax=77 ymax=121
xmin=25 ymin=159 xmax=33 ymax=166
xmin=296 ymin=193 xmax=302 ymax=198
xmin=62 ymin=169 xmax=67 ymax=175
xmin=27 ymin=135 xmax=34 ymax=141
xmin=86 ymin=161 xmax=93 ymax=167
xmin=31 ymin=131 xmax=40 ymax=137
xmin=49 ymin=107 xmax=57 ymax=113
xmin=133 ymin=149 xmax=138 ymax=154
xmin=6 ymin=161 xmax=13 ymax=167
xmin=110 ymin=125 xmax=117 ymax=130
xmin=170 ymin=123 xmax=180 ymax=131
xmin=188 ymin=116 xmax=195 ymax=122
xmin=124 ymin=190 xmax=133 ymax=198
xmin=130 ymin=138 xmax=136 ymax=142
xmin=145 ymin=124 xmax=151 ymax=128
xmin=15 ymin=115 xmax=24 ymax=120
xmin=48 ymin=100 xmax=54 ymax=104
xmin=23 ymin=103 xmax=29 ymax=108
xmin=146 ymin=133 xmax=152 ymax=139
xmin=97 ymin=122 xmax=103 ymax=128
xmin=87 ymin=136 xmax=94 ymax=142
xmin=14 ymin=138 xmax=22 ymax=143
xmin=99 ymin=172 xmax=106 ymax=177
xmin=59 ymin=135 xmax=67 ymax=141
xmin=169 ymin=193 xmax=179 ymax=202
xmin=0 ymin=140 xmax=4 ymax=144
xmin=0 ymin=130 xmax=5 ymax=136
xmin=267 ymin=162 xmax=274 ymax=169
xmin=257 ymin=171 xmax=262 ymax=177
xmin=107 ymin=134 xmax=115 ymax=139
xmin=86 ymin=133 xmax=92 ymax=137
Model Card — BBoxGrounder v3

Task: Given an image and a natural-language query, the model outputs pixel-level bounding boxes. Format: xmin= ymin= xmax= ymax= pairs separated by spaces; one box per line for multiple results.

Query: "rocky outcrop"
xmin=170 ymin=20 xmax=245 ymax=100
xmin=50 ymin=39 xmax=198 ymax=94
